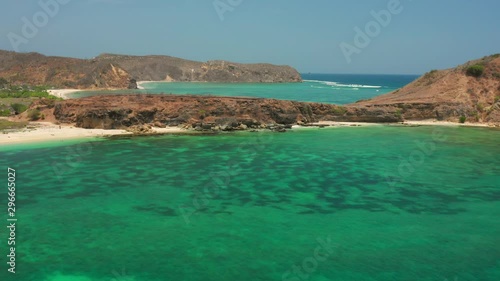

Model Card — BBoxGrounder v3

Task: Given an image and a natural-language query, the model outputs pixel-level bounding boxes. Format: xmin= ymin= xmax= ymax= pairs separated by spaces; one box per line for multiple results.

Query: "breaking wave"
xmin=304 ymin=80 xmax=382 ymax=89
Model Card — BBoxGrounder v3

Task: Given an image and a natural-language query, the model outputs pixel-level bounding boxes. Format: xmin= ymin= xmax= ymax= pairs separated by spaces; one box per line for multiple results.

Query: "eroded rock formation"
xmin=26 ymin=94 xmax=400 ymax=132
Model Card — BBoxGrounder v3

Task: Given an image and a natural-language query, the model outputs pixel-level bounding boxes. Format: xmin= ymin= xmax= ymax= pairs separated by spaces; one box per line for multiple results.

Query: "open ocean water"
xmin=1 ymin=75 xmax=500 ymax=281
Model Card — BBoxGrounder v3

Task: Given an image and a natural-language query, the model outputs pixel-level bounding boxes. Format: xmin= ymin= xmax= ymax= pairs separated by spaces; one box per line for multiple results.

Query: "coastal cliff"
xmin=0 ymin=50 xmax=302 ymax=89
xmin=352 ymin=54 xmax=500 ymax=123
xmin=48 ymin=95 xmax=362 ymax=130
xmin=27 ymin=94 xmax=401 ymax=133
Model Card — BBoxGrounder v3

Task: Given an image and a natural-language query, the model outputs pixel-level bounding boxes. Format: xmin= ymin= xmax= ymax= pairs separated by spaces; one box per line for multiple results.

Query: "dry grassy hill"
xmin=354 ymin=54 xmax=500 ymax=123
xmin=0 ymin=50 xmax=302 ymax=89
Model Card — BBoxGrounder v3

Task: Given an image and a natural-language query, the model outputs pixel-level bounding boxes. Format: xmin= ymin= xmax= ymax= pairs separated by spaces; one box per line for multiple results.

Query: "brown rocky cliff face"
xmin=353 ymin=55 xmax=500 ymax=123
xmin=0 ymin=51 xmax=132 ymax=89
xmin=45 ymin=94 xmax=401 ymax=130
xmin=95 ymin=55 xmax=302 ymax=83
xmin=0 ymin=50 xmax=302 ymax=89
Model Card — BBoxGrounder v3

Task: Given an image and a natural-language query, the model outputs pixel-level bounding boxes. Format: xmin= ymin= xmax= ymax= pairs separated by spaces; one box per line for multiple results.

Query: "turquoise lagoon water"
xmin=1 ymin=126 xmax=500 ymax=281
xmin=72 ymin=74 xmax=419 ymax=104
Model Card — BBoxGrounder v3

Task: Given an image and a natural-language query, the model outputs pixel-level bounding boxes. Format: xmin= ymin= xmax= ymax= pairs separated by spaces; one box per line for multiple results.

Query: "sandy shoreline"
xmin=137 ymin=79 xmax=176 ymax=89
xmin=302 ymin=120 xmax=498 ymax=128
xmin=46 ymin=82 xmax=163 ymax=96
xmin=0 ymin=122 xmax=186 ymax=145
xmin=137 ymin=80 xmax=171 ymax=89
xmin=401 ymin=120 xmax=497 ymax=128
xmin=1 ymin=119 xmax=497 ymax=146
xmin=47 ymin=89 xmax=82 ymax=99
xmin=47 ymin=84 xmax=149 ymax=99
xmin=136 ymin=81 xmax=146 ymax=90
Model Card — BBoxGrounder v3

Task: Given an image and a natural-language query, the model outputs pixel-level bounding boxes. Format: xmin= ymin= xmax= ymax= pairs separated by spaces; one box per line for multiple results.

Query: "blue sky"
xmin=1 ymin=0 xmax=499 ymax=74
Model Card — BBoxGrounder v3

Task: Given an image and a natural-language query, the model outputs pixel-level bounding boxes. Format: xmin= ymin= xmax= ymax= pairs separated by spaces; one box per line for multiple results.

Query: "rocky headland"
xmin=28 ymin=95 xmax=380 ymax=133
xmin=352 ymin=54 xmax=500 ymax=124
xmin=0 ymin=50 xmax=302 ymax=90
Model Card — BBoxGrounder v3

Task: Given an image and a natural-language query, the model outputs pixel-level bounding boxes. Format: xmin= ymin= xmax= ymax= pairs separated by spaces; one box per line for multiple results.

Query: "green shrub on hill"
xmin=28 ymin=109 xmax=41 ymax=121
xmin=332 ymin=106 xmax=348 ymax=116
xmin=0 ymin=77 xmax=8 ymax=88
xmin=0 ymin=109 xmax=11 ymax=116
xmin=0 ymin=86 xmax=61 ymax=100
xmin=10 ymin=103 xmax=28 ymax=114
xmin=466 ymin=65 xmax=485 ymax=77
xmin=423 ymin=70 xmax=438 ymax=80
xmin=428 ymin=69 xmax=438 ymax=75
xmin=395 ymin=109 xmax=403 ymax=119
xmin=0 ymin=120 xmax=28 ymax=131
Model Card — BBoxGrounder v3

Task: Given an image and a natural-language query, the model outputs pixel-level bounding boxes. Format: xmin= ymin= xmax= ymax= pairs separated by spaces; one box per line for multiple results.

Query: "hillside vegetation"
xmin=354 ymin=54 xmax=500 ymax=123
xmin=0 ymin=85 xmax=61 ymax=117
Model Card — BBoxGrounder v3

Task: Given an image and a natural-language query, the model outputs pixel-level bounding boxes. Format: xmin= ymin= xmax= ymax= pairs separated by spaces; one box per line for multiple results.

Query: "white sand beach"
xmin=47 ymin=89 xmax=82 ymax=99
xmin=312 ymin=121 xmax=383 ymax=127
xmin=136 ymin=81 xmax=163 ymax=90
xmin=0 ymin=122 xmax=187 ymax=145
xmin=295 ymin=120 xmax=498 ymax=128
xmin=1 ymin=119 xmax=496 ymax=146
xmin=137 ymin=77 xmax=174 ymax=89
xmin=402 ymin=120 xmax=496 ymax=128
xmin=136 ymin=81 xmax=146 ymax=90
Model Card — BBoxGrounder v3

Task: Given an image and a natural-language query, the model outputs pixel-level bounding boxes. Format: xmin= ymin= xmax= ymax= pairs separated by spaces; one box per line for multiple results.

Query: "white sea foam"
xmin=304 ymin=80 xmax=382 ymax=89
